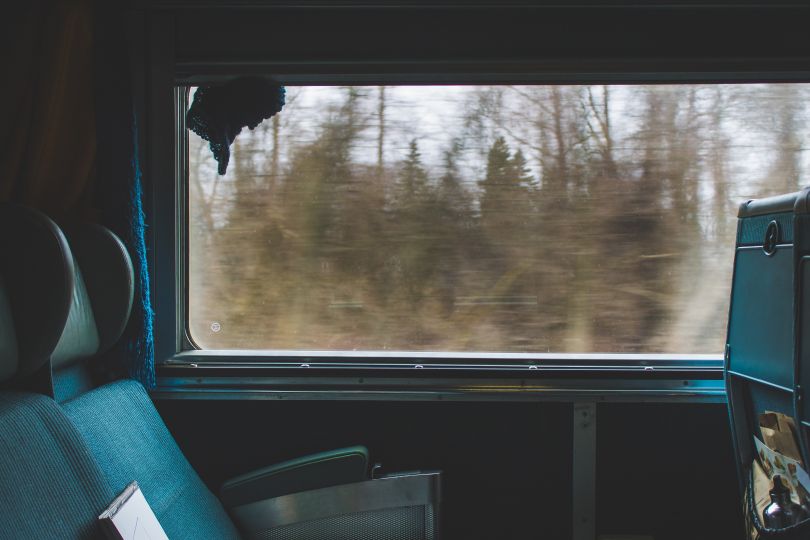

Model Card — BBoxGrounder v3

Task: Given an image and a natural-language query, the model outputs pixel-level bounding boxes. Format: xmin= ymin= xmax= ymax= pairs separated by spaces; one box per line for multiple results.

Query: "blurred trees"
xmin=188 ymin=84 xmax=809 ymax=353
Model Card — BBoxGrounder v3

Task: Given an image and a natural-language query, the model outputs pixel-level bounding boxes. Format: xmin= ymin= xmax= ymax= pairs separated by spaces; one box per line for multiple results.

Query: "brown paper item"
xmin=760 ymin=412 xmax=804 ymax=465
xmin=761 ymin=411 xmax=799 ymax=437
xmin=761 ymin=426 xmax=803 ymax=463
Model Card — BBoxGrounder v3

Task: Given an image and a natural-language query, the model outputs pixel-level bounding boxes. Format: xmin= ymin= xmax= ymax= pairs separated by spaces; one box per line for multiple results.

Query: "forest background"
xmin=188 ymin=84 xmax=809 ymax=354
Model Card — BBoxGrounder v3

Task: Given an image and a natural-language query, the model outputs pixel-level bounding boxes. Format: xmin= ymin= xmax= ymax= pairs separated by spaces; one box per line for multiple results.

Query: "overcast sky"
xmin=191 ymin=84 xmax=810 ymax=205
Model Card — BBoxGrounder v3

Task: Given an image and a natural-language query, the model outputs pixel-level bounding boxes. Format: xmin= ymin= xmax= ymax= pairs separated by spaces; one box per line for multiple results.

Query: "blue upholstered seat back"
xmin=0 ymin=392 xmax=113 ymax=539
xmin=63 ymin=379 xmax=241 ymax=540
xmin=0 ymin=204 xmax=115 ymax=539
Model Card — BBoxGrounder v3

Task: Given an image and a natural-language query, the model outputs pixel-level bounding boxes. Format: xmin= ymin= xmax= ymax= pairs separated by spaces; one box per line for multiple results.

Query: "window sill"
xmin=154 ymin=352 xmax=725 ymax=403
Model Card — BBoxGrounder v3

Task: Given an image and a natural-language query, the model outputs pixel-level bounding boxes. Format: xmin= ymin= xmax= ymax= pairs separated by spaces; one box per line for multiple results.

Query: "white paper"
xmin=100 ymin=482 xmax=168 ymax=540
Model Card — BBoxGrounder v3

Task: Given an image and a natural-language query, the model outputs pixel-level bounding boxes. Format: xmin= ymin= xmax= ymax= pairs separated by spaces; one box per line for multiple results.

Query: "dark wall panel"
xmin=596 ymin=403 xmax=742 ymax=540
xmin=156 ymin=399 xmax=573 ymax=539
xmin=156 ymin=399 xmax=741 ymax=539
xmin=174 ymin=7 xmax=810 ymax=76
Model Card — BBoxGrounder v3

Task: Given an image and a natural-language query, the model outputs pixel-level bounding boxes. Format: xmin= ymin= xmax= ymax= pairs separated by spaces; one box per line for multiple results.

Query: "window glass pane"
xmin=188 ymin=84 xmax=810 ymax=353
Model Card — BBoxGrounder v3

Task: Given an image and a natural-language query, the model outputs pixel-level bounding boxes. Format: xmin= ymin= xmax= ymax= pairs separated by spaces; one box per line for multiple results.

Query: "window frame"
xmin=167 ymin=83 xmax=727 ymax=398
xmin=144 ymin=7 xmax=810 ymax=400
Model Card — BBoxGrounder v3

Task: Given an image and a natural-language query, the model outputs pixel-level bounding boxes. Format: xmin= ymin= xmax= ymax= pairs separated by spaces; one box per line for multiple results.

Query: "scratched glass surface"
xmin=188 ymin=84 xmax=810 ymax=353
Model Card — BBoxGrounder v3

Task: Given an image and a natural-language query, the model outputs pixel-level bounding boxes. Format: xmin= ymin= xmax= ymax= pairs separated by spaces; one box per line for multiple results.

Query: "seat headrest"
xmin=0 ymin=204 xmax=75 ymax=379
xmin=51 ymin=224 xmax=134 ymax=370
xmin=0 ymin=276 xmax=19 ymax=382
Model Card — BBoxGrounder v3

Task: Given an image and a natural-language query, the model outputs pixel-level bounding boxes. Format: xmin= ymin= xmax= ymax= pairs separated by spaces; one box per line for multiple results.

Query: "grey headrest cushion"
xmin=0 ymin=276 xmax=19 ymax=382
xmin=0 ymin=204 xmax=74 ymax=377
xmin=50 ymin=262 xmax=101 ymax=368
xmin=51 ymin=224 xmax=134 ymax=369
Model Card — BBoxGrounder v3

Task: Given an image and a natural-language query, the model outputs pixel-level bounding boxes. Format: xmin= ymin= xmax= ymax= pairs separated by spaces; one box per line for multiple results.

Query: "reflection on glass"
xmin=188 ymin=84 xmax=810 ymax=353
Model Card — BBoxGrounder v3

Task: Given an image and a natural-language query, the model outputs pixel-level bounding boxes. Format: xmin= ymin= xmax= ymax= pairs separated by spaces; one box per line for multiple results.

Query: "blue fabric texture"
xmin=92 ymin=6 xmax=154 ymax=389
xmin=124 ymin=118 xmax=155 ymax=389
xmin=63 ymin=379 xmax=241 ymax=540
xmin=0 ymin=392 xmax=113 ymax=539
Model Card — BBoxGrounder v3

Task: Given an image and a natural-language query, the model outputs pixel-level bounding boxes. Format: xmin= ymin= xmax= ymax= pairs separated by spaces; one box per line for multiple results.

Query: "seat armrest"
xmin=229 ymin=472 xmax=442 ymax=540
xmin=220 ymin=446 xmax=369 ymax=508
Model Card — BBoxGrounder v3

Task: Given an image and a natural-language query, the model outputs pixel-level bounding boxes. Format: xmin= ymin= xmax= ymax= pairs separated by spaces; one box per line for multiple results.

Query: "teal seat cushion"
xmin=63 ymin=379 xmax=240 ymax=540
xmin=0 ymin=392 xmax=113 ymax=539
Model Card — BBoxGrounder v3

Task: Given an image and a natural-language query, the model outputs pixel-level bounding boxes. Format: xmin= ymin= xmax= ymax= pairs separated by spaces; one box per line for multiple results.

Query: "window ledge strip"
xmin=153 ymin=374 xmax=726 ymax=403
xmin=165 ymin=351 xmax=724 ymax=371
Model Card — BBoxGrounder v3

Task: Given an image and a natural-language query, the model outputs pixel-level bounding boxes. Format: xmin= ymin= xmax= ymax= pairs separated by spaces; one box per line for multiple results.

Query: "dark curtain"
xmin=0 ymin=0 xmax=154 ymax=387
xmin=1 ymin=0 xmax=96 ymax=219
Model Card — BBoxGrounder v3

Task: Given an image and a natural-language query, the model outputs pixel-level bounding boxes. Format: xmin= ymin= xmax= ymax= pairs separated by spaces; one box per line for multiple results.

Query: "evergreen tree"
xmin=435 ymin=142 xmax=475 ymax=315
xmin=389 ymin=139 xmax=439 ymax=310
xmin=479 ymin=137 xmax=534 ymax=246
xmin=400 ymin=139 xmax=429 ymax=202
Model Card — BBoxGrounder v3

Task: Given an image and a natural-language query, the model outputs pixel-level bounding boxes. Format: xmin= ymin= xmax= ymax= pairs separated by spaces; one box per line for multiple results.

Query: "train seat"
xmin=35 ymin=209 xmax=438 ymax=539
xmin=0 ymin=206 xmax=114 ymax=539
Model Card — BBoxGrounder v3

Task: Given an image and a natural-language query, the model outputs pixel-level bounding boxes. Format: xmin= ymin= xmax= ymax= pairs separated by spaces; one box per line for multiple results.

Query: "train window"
xmin=186 ymin=84 xmax=809 ymax=355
